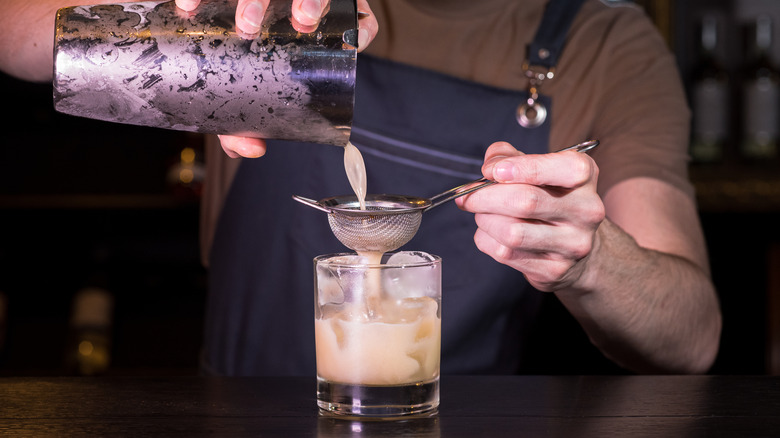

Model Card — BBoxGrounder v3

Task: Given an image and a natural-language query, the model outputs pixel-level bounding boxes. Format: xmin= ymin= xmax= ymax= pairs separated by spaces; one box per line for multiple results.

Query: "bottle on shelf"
xmin=167 ymin=135 xmax=206 ymax=200
xmin=65 ymin=285 xmax=114 ymax=376
xmin=741 ymin=15 xmax=780 ymax=161
xmin=690 ymin=14 xmax=730 ymax=163
xmin=0 ymin=291 xmax=7 ymax=359
xmin=65 ymin=246 xmax=114 ymax=376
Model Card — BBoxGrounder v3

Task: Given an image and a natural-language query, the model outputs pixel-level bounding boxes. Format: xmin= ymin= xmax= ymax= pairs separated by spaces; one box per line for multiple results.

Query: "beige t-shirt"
xmin=364 ymin=0 xmax=693 ymax=196
xmin=200 ymin=0 xmax=693 ymax=264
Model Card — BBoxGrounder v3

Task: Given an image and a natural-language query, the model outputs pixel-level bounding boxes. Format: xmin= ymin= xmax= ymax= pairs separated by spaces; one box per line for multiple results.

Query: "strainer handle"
xmin=292 ymin=195 xmax=333 ymax=213
xmin=426 ymin=178 xmax=497 ymax=211
xmin=425 ymin=140 xmax=599 ymax=211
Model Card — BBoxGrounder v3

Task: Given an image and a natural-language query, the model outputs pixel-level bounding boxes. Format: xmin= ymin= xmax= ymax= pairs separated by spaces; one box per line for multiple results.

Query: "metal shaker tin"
xmin=53 ymin=0 xmax=357 ymax=146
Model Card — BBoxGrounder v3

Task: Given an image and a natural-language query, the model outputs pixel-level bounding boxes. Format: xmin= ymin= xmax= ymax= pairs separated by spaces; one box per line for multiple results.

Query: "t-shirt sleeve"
xmin=555 ymin=4 xmax=694 ymax=199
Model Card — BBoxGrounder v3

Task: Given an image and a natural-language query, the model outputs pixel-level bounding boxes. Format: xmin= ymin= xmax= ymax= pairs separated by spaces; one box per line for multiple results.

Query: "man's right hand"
xmin=176 ymin=0 xmax=330 ymax=35
xmin=175 ymin=0 xmax=377 ymax=158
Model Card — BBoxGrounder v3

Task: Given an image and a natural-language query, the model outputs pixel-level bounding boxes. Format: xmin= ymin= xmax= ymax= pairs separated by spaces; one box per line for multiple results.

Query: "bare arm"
xmin=557 ymin=177 xmax=720 ymax=374
xmin=456 ymin=143 xmax=721 ymax=374
xmin=1 ymin=0 xmax=377 ymax=159
xmin=0 ymin=1 xmax=69 ymax=82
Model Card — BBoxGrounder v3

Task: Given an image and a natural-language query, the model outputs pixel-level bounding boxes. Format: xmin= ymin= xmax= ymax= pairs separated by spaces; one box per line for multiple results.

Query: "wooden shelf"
xmin=691 ymin=164 xmax=780 ymax=213
xmin=0 ymin=194 xmax=199 ymax=210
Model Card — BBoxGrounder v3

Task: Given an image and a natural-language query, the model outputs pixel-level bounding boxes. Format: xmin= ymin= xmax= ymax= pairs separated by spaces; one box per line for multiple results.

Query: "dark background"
xmin=0 ymin=70 xmax=207 ymax=376
xmin=1 ymin=0 xmax=779 ymax=376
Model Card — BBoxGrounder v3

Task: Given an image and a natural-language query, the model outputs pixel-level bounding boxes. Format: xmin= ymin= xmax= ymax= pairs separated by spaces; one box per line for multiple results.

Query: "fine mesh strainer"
xmin=292 ymin=140 xmax=598 ymax=253
xmin=294 ymin=191 xmax=464 ymax=253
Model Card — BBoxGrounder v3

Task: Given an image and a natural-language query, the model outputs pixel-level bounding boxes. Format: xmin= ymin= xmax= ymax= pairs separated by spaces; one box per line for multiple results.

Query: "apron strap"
xmin=527 ymin=0 xmax=586 ymax=69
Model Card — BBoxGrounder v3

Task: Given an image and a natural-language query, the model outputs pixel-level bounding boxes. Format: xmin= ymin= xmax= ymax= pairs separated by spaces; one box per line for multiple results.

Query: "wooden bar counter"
xmin=2 ymin=375 xmax=779 ymax=437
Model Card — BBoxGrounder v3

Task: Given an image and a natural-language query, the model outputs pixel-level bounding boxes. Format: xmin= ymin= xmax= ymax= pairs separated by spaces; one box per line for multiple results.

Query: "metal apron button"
xmin=516 ymin=100 xmax=548 ymax=128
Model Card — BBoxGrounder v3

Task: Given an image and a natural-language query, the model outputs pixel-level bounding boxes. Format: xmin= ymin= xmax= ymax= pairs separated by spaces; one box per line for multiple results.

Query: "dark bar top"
xmin=2 ymin=375 xmax=779 ymax=437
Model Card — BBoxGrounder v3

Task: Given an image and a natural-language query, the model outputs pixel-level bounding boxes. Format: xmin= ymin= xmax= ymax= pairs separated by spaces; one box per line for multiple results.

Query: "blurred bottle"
xmin=167 ymin=138 xmax=206 ymax=200
xmin=0 ymin=291 xmax=7 ymax=359
xmin=741 ymin=15 xmax=780 ymax=161
xmin=690 ymin=14 xmax=729 ymax=163
xmin=0 ymin=247 xmax=9 ymax=364
xmin=65 ymin=280 xmax=114 ymax=376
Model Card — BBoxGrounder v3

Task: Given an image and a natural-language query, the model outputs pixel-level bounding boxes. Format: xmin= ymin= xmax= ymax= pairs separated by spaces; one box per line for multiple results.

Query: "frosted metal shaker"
xmin=53 ymin=0 xmax=358 ymax=146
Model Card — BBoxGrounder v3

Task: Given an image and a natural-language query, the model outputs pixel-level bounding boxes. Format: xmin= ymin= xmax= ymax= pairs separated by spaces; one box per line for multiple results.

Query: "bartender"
xmin=1 ymin=0 xmax=721 ymax=375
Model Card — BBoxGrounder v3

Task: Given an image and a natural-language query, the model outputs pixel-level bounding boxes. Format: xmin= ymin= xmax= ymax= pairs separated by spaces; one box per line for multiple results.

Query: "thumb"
xmin=482 ymin=141 xmax=524 ymax=180
xmin=175 ymin=0 xmax=200 ymax=11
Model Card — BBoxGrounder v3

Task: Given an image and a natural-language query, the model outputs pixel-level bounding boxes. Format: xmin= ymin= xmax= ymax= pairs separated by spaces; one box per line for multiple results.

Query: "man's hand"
xmin=456 ymin=142 xmax=606 ymax=291
xmin=175 ymin=0 xmax=378 ymax=158
xmin=176 ymin=0 xmax=332 ymax=35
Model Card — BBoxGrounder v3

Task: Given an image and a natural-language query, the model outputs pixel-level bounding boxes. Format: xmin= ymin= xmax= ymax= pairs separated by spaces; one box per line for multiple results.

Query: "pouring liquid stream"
xmin=343 ymin=141 xmax=384 ymax=317
xmin=344 ymin=141 xmax=367 ymax=211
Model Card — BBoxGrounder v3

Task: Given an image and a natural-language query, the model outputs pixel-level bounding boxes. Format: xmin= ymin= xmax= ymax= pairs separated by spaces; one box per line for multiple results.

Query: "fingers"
xmin=456 ymin=141 xmax=605 ymax=290
xmin=480 ymin=141 xmax=524 ymax=179
xmin=473 ymin=225 xmax=585 ymax=291
xmin=458 ymin=182 xmax=604 ymax=226
xmin=459 ymin=175 xmax=604 ymax=270
xmin=290 ymin=0 xmax=329 ymax=33
xmin=482 ymin=141 xmax=597 ymax=189
xmin=290 ymin=0 xmax=378 ymax=49
xmin=291 ymin=0 xmax=379 ymax=49
xmin=175 ymin=0 xmax=200 ymax=12
xmin=217 ymin=135 xmax=268 ymax=158
xmin=236 ymin=0 xmax=271 ymax=34
xmin=356 ymin=0 xmax=378 ymax=52
xmin=178 ymin=0 xmax=376 ymax=51
xmin=472 ymin=212 xmax=600 ymax=291
xmin=176 ymin=0 xmax=268 ymax=35
xmin=474 ymin=213 xmax=594 ymax=262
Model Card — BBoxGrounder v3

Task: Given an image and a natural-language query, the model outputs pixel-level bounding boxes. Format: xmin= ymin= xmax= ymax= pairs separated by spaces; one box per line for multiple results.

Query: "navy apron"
xmin=202 ymin=0 xmax=584 ymax=376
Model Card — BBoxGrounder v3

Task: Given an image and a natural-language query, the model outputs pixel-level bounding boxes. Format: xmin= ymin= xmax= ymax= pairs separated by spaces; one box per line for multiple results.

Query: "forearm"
xmin=0 ymin=1 xmax=117 ymax=82
xmin=556 ymin=218 xmax=722 ymax=374
xmin=1 ymin=2 xmax=59 ymax=81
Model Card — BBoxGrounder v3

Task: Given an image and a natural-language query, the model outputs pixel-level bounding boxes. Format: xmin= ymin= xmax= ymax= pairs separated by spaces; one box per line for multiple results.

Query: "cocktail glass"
xmin=314 ymin=251 xmax=442 ymax=418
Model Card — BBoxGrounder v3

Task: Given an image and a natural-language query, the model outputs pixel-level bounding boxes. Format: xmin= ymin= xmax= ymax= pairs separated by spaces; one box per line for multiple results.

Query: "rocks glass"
xmin=314 ymin=251 xmax=441 ymax=418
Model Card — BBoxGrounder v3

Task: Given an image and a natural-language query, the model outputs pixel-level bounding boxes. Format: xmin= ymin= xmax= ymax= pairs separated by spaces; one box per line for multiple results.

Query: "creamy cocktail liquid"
xmin=343 ymin=142 xmax=367 ymax=211
xmin=315 ymin=297 xmax=441 ymax=385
